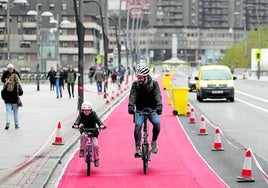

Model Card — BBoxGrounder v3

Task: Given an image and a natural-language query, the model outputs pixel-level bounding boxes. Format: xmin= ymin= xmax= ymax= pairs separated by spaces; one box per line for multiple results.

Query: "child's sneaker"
xmin=79 ymin=149 xmax=84 ymax=157
xmin=94 ymin=159 xmax=99 ymax=167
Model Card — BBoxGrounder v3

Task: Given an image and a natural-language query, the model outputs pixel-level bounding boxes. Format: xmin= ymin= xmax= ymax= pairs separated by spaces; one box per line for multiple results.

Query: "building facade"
xmin=0 ymin=0 xmax=106 ymax=73
xmin=109 ymin=0 xmax=268 ymax=66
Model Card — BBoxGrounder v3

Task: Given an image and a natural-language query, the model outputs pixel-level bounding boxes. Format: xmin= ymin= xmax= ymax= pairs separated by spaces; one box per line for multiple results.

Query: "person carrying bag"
xmin=1 ymin=63 xmax=23 ymax=130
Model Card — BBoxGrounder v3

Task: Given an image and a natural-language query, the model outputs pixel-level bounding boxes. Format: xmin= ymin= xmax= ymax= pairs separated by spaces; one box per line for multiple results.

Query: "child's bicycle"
xmin=79 ymin=125 xmax=106 ymax=176
xmin=135 ymin=108 xmax=155 ymax=174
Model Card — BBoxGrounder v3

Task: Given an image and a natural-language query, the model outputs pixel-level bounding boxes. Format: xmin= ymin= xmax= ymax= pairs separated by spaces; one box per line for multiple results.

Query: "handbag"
xmin=17 ymin=84 xmax=23 ymax=107
xmin=17 ymin=96 xmax=23 ymax=107
xmin=17 ymin=84 xmax=23 ymax=96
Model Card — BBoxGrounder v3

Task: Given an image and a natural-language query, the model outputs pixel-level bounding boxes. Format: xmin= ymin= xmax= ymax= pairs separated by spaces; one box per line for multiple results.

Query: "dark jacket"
xmin=1 ymin=73 xmax=22 ymax=104
xmin=47 ymin=70 xmax=55 ymax=82
xmin=73 ymin=111 xmax=103 ymax=137
xmin=53 ymin=71 xmax=64 ymax=86
xmin=128 ymin=76 xmax=163 ymax=111
xmin=1 ymin=69 xmax=20 ymax=84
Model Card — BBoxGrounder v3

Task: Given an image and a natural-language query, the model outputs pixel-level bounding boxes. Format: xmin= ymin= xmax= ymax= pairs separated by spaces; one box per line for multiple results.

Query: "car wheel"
xmin=229 ymin=97 xmax=234 ymax=102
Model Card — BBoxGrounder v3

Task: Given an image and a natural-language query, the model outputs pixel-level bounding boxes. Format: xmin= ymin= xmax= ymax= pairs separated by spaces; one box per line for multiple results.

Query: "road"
xmin=171 ymin=68 xmax=268 ymax=187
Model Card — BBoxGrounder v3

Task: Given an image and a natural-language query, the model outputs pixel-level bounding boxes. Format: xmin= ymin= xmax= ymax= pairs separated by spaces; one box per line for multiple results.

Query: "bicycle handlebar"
xmin=136 ymin=108 xmax=156 ymax=115
xmin=78 ymin=125 xmax=106 ymax=133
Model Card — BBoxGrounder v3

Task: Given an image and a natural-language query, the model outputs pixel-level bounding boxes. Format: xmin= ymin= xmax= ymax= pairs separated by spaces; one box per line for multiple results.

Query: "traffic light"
xmin=255 ymin=50 xmax=262 ymax=61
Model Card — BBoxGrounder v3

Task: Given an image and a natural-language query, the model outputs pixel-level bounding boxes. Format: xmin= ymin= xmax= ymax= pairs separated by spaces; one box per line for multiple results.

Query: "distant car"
xmin=195 ymin=65 xmax=237 ymax=102
xmin=188 ymin=70 xmax=198 ymax=92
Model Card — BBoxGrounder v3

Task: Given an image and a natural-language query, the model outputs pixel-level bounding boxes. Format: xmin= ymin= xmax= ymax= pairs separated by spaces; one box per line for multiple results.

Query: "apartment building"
xmin=0 ymin=0 xmax=105 ymax=73
xmin=116 ymin=0 xmax=268 ymax=65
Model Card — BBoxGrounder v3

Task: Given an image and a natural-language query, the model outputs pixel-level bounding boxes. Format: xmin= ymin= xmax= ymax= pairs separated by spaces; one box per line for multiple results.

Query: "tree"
xmin=222 ymin=26 xmax=268 ymax=68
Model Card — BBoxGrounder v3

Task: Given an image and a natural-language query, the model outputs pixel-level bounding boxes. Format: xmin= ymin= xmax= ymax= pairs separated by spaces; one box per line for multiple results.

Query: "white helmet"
xmin=136 ymin=65 xmax=150 ymax=76
xmin=81 ymin=101 xmax=93 ymax=111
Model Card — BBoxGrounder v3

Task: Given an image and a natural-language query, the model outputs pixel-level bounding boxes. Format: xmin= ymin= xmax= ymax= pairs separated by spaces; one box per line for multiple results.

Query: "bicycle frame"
xmin=79 ymin=127 xmax=99 ymax=176
xmin=136 ymin=108 xmax=155 ymax=174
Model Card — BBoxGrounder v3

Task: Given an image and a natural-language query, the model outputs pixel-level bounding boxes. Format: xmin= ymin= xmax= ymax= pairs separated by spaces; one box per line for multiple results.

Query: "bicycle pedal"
xmin=134 ymin=153 xmax=142 ymax=158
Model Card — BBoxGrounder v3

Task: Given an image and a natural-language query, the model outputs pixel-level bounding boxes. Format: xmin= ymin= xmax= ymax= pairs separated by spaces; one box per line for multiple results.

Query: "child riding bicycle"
xmin=72 ymin=101 xmax=106 ymax=167
xmin=128 ymin=65 xmax=163 ymax=158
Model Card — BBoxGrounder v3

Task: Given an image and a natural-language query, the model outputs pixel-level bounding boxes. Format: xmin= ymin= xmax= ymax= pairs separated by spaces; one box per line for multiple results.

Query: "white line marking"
xmin=235 ymin=98 xmax=268 ymax=114
xmin=236 ymin=90 xmax=268 ymax=103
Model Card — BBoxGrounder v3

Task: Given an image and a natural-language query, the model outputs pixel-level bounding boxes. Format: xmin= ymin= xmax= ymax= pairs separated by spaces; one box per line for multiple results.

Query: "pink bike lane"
xmin=58 ymin=80 xmax=228 ymax=188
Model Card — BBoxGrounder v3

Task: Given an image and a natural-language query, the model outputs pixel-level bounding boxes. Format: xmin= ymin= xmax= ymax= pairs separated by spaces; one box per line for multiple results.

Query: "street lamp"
xmin=246 ymin=4 xmax=261 ymax=79
xmin=0 ymin=0 xmax=28 ymax=62
xmin=27 ymin=4 xmax=53 ymax=91
xmin=50 ymin=16 xmax=71 ymax=65
xmin=108 ymin=16 xmax=121 ymax=69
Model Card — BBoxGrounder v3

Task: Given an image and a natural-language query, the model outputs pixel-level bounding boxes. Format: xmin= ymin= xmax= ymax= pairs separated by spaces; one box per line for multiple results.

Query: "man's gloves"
xmin=155 ymin=106 xmax=163 ymax=115
xmin=128 ymin=105 xmax=135 ymax=114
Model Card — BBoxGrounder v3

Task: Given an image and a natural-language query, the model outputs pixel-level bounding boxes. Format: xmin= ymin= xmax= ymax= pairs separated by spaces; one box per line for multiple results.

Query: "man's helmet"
xmin=81 ymin=101 xmax=93 ymax=111
xmin=136 ymin=66 xmax=150 ymax=76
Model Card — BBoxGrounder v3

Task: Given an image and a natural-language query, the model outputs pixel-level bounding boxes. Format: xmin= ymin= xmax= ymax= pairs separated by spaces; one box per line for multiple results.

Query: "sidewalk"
xmin=0 ymin=80 xmax=130 ymax=187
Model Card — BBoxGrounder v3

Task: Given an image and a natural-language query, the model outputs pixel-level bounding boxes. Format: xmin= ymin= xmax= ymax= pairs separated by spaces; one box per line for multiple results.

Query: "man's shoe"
xmin=79 ymin=149 xmax=84 ymax=157
xmin=134 ymin=147 xmax=142 ymax=158
xmin=15 ymin=125 xmax=20 ymax=129
xmin=94 ymin=159 xmax=99 ymax=167
xmin=151 ymin=141 xmax=158 ymax=154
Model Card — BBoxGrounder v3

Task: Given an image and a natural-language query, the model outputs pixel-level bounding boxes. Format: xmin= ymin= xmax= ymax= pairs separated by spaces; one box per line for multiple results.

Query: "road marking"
xmin=236 ymin=90 xmax=268 ymax=103
xmin=235 ymin=98 xmax=268 ymax=114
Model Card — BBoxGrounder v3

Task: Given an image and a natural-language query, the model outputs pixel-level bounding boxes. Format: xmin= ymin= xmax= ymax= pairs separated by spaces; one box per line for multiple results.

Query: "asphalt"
xmin=0 ymin=78 xmax=131 ymax=188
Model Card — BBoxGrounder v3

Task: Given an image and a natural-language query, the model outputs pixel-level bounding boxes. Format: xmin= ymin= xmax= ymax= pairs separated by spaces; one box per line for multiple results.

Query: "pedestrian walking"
xmin=66 ymin=65 xmax=77 ymax=98
xmin=118 ymin=65 xmax=126 ymax=84
xmin=1 ymin=63 xmax=23 ymax=129
xmin=94 ymin=67 xmax=104 ymax=94
xmin=88 ymin=65 xmax=96 ymax=84
xmin=54 ymin=65 xmax=64 ymax=98
xmin=46 ymin=66 xmax=55 ymax=91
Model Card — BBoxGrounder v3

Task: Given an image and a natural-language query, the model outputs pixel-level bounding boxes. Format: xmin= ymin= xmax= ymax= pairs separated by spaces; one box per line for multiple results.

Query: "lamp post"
xmin=247 ymin=4 xmax=261 ymax=79
xmin=109 ymin=16 xmax=121 ymax=69
xmin=84 ymin=0 xmax=108 ymax=99
xmin=50 ymin=16 xmax=71 ymax=65
xmin=27 ymin=5 xmax=53 ymax=91
xmin=0 ymin=0 xmax=28 ymax=62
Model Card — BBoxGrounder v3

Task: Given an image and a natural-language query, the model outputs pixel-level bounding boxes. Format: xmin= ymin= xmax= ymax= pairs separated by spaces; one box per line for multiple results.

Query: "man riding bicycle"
xmin=128 ymin=65 xmax=163 ymax=158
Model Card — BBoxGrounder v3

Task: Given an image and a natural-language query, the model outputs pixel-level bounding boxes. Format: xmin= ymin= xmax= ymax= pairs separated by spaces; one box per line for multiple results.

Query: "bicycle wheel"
xmin=142 ymin=143 xmax=149 ymax=174
xmin=86 ymin=145 xmax=92 ymax=176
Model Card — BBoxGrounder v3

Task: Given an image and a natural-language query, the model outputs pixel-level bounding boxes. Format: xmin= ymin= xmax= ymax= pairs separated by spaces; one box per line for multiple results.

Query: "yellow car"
xmin=194 ymin=65 xmax=237 ymax=102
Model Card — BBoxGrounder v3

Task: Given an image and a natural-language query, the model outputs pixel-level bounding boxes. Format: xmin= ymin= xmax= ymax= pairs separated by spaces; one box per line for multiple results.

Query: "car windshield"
xmin=201 ymin=70 xmax=231 ymax=80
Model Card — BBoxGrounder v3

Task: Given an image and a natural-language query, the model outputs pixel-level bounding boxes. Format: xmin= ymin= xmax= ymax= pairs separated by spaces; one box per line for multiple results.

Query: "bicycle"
xmin=135 ymin=108 xmax=155 ymax=174
xmin=79 ymin=126 xmax=106 ymax=176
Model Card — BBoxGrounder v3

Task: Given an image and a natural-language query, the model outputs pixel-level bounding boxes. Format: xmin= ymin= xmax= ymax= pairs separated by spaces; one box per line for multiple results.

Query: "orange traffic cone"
xmin=188 ymin=108 xmax=196 ymax=123
xmin=105 ymin=98 xmax=110 ymax=104
xmin=237 ymin=149 xmax=255 ymax=182
xmin=198 ymin=115 xmax=208 ymax=135
xmin=186 ymin=103 xmax=191 ymax=116
xmin=116 ymin=90 xmax=120 ymax=96
xmin=111 ymin=90 xmax=115 ymax=100
xmin=211 ymin=128 xmax=224 ymax=151
xmin=52 ymin=122 xmax=64 ymax=145
xmin=104 ymin=92 xmax=110 ymax=104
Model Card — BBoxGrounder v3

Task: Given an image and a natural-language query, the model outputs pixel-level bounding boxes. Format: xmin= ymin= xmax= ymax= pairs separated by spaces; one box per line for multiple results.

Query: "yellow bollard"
xmin=168 ymin=88 xmax=173 ymax=105
xmin=162 ymin=73 xmax=172 ymax=90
